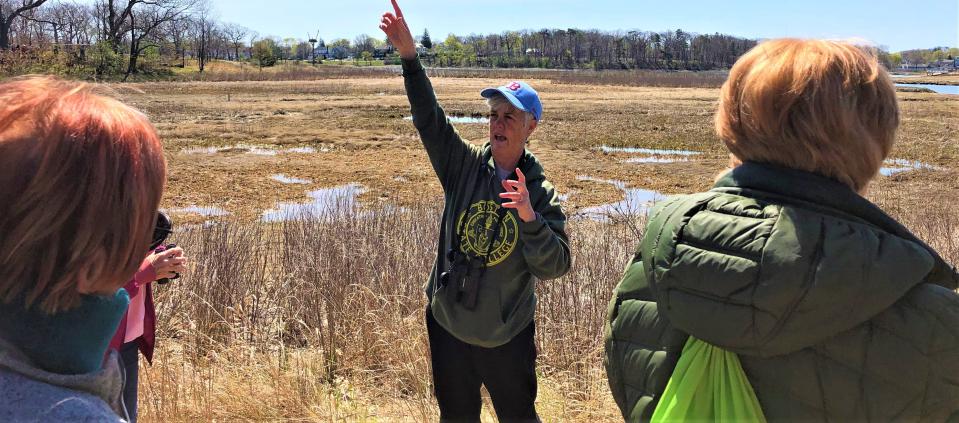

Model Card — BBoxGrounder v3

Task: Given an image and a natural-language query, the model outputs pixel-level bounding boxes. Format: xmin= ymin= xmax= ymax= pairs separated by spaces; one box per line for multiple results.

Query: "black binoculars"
xmin=150 ymin=211 xmax=173 ymax=251
xmin=150 ymin=211 xmax=180 ymax=285
xmin=439 ymin=248 xmax=485 ymax=310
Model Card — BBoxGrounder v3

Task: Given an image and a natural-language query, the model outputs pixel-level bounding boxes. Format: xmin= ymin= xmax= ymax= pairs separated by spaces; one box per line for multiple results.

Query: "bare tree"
xmin=52 ymin=2 xmax=95 ymax=61
xmin=189 ymin=5 xmax=214 ymax=72
xmin=95 ymin=0 xmax=133 ymax=52
xmin=162 ymin=12 xmax=189 ymax=66
xmin=353 ymin=33 xmax=373 ymax=56
xmin=221 ymin=22 xmax=246 ymax=60
xmin=245 ymin=28 xmax=256 ymax=61
xmin=124 ymin=0 xmax=193 ymax=78
xmin=20 ymin=6 xmax=60 ymax=47
xmin=95 ymin=0 xmax=192 ymax=57
xmin=49 ymin=2 xmax=93 ymax=47
xmin=0 ymin=0 xmax=49 ymax=49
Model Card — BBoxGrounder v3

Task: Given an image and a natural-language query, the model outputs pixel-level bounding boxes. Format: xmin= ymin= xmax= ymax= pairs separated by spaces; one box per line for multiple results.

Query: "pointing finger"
xmin=391 ymin=0 xmax=404 ymax=18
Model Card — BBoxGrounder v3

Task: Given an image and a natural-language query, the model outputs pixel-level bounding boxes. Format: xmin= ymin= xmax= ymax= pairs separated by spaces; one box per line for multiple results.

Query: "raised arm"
xmin=380 ymin=0 xmax=477 ymax=192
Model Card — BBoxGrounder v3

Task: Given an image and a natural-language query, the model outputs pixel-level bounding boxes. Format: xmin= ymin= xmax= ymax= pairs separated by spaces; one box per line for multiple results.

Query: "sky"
xmin=207 ymin=0 xmax=958 ymax=52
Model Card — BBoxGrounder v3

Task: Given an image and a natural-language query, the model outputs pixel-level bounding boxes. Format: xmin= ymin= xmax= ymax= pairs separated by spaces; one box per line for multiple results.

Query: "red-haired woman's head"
xmin=715 ymin=39 xmax=899 ymax=192
xmin=0 ymin=76 xmax=166 ymax=314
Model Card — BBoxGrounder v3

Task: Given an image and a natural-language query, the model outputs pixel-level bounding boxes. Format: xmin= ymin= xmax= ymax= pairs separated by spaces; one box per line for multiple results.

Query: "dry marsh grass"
xmin=141 ymin=205 xmax=633 ymax=422
xmin=175 ymin=60 xmax=729 ymax=88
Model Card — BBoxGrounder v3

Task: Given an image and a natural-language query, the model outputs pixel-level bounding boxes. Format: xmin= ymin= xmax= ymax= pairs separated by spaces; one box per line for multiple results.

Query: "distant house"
xmin=900 ymin=62 xmax=928 ymax=71
xmin=314 ymin=46 xmax=348 ymax=60
xmin=926 ymin=60 xmax=957 ymax=74
xmin=373 ymin=46 xmax=393 ymax=59
xmin=901 ymin=59 xmax=957 ymax=73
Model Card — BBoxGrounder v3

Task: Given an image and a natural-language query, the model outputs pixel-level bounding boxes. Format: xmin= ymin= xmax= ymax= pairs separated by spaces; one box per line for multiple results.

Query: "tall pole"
xmin=308 ymin=30 xmax=319 ymax=65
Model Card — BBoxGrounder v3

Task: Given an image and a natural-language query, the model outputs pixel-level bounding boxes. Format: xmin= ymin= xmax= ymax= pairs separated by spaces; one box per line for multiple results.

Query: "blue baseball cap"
xmin=480 ymin=81 xmax=542 ymax=121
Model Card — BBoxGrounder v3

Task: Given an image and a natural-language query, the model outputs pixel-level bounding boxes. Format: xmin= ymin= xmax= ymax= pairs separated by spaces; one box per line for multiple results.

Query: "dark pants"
xmin=426 ymin=307 xmax=539 ymax=422
xmin=119 ymin=342 xmax=140 ymax=423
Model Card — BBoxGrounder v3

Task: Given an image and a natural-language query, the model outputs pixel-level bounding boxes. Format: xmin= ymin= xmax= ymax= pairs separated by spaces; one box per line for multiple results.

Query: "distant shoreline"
xmin=891 ymin=74 xmax=959 ymax=86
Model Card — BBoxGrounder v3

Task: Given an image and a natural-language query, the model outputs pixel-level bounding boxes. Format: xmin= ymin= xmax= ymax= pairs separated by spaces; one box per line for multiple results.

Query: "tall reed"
xmin=140 ymin=195 xmax=956 ymax=421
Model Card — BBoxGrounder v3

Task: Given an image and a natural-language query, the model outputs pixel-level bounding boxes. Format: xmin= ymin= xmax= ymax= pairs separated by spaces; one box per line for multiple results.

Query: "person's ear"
xmin=526 ymin=118 xmax=537 ymax=137
xmin=728 ymin=153 xmax=742 ymax=168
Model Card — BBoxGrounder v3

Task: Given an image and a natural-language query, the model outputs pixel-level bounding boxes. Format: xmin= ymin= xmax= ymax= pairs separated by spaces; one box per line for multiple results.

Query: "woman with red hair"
xmin=605 ymin=39 xmax=959 ymax=421
xmin=0 ymin=76 xmax=167 ymax=421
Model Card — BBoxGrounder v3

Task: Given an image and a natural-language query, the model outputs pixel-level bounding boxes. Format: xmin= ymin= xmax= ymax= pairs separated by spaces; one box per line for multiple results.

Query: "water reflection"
xmin=181 ymin=145 xmax=326 ymax=155
xmin=598 ymin=145 xmax=701 ymax=156
xmin=261 ymin=183 xmax=366 ymax=222
xmin=271 ymin=174 xmax=312 ymax=184
xmin=404 ymin=116 xmax=490 ymax=124
xmin=894 ymin=83 xmax=959 ymax=95
xmin=880 ymin=159 xmax=942 ymax=176
xmin=574 ymin=176 xmax=665 ymax=220
xmin=166 ymin=205 xmax=230 ymax=217
xmin=625 ymin=156 xmax=690 ymax=164
xmin=286 ymin=147 xmax=317 ymax=153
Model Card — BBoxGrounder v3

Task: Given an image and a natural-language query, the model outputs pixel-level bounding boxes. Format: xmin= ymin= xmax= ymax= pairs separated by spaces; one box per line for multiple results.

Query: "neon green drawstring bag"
xmin=651 ymin=337 xmax=766 ymax=422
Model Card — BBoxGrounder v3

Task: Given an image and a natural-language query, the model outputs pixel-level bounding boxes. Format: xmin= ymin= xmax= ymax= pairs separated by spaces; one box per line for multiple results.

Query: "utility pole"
xmin=308 ymin=30 xmax=319 ymax=65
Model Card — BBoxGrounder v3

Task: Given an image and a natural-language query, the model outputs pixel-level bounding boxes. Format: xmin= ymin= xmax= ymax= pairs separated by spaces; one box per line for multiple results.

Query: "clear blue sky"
xmin=209 ymin=0 xmax=958 ymax=52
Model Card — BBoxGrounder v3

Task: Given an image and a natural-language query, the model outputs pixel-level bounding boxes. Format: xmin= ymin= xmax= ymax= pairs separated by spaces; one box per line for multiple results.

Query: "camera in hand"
xmin=154 ymin=243 xmax=180 ymax=285
xmin=150 ymin=211 xmax=173 ymax=251
xmin=149 ymin=211 xmax=180 ymax=285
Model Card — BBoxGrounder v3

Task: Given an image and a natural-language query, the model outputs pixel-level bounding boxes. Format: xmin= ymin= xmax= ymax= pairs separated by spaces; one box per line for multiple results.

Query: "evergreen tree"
xmin=421 ymin=28 xmax=432 ymax=49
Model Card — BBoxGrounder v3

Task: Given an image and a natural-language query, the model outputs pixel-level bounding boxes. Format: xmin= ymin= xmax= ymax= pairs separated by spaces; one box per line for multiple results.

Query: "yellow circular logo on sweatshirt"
xmin=456 ymin=200 xmax=518 ymax=266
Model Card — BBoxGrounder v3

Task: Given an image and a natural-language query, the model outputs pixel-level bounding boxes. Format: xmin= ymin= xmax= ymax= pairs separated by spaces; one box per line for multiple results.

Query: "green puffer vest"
xmin=604 ymin=162 xmax=959 ymax=422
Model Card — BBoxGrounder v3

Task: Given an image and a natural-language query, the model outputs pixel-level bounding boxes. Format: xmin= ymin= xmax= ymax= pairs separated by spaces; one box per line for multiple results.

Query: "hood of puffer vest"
xmin=642 ymin=162 xmax=959 ymax=358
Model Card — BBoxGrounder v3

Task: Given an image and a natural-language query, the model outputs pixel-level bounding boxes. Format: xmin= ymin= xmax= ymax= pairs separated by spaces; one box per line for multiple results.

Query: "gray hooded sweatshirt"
xmin=0 ymin=337 xmax=128 ymax=422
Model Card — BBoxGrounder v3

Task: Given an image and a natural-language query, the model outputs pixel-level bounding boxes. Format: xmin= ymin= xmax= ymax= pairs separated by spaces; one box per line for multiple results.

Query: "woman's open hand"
xmin=500 ymin=168 xmax=537 ymax=223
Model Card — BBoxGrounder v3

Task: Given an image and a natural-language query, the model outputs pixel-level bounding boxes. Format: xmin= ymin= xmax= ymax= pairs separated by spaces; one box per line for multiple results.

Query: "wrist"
xmin=399 ymin=50 xmax=417 ymax=60
xmin=519 ymin=207 xmax=536 ymax=223
xmin=135 ymin=259 xmax=158 ymax=285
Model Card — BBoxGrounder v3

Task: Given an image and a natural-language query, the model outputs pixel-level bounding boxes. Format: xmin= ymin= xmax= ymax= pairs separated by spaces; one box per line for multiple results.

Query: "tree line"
xmin=0 ymin=0 xmax=926 ymax=79
xmin=422 ymin=28 xmax=757 ymax=70
xmin=1 ymin=0 xmax=262 ymax=78
xmin=890 ymin=47 xmax=959 ymax=68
